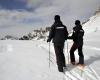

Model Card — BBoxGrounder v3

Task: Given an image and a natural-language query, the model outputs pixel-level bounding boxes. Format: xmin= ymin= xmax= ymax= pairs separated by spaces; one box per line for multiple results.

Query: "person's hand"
xmin=47 ymin=39 xmax=50 ymax=43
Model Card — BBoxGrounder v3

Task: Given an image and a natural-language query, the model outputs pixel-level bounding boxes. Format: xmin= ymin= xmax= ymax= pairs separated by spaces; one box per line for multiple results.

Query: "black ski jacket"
xmin=48 ymin=20 xmax=68 ymax=43
xmin=68 ymin=25 xmax=84 ymax=45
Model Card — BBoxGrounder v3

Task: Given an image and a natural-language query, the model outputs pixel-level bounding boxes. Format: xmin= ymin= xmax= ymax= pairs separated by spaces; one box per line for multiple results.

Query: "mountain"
xmin=19 ymin=27 xmax=50 ymax=40
xmin=1 ymin=35 xmax=19 ymax=40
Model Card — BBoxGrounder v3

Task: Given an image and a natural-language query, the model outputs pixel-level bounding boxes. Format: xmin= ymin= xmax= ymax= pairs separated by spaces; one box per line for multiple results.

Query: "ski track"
xmin=0 ymin=41 xmax=64 ymax=80
xmin=38 ymin=43 xmax=57 ymax=65
xmin=0 ymin=41 xmax=100 ymax=80
xmin=38 ymin=42 xmax=100 ymax=80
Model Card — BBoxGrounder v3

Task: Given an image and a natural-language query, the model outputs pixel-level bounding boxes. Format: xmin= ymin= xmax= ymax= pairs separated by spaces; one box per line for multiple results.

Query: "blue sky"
xmin=0 ymin=0 xmax=100 ymax=38
xmin=0 ymin=0 xmax=27 ymax=10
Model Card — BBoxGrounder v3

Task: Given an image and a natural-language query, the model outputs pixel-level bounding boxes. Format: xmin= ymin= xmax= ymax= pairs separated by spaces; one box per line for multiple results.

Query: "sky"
xmin=0 ymin=0 xmax=100 ymax=38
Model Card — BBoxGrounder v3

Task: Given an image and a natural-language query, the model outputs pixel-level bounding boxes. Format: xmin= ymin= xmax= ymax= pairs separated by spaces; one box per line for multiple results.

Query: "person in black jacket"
xmin=68 ymin=20 xmax=84 ymax=66
xmin=47 ymin=15 xmax=68 ymax=72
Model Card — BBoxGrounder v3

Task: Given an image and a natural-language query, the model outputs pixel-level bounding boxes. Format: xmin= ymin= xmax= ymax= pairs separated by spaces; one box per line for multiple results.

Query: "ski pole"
xmin=49 ymin=42 xmax=50 ymax=68
xmin=67 ymin=41 xmax=70 ymax=65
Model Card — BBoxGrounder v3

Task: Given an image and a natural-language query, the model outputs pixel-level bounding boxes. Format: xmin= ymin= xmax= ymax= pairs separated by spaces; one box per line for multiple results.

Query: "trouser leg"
xmin=70 ymin=43 xmax=78 ymax=63
xmin=54 ymin=43 xmax=66 ymax=72
xmin=78 ymin=45 xmax=84 ymax=64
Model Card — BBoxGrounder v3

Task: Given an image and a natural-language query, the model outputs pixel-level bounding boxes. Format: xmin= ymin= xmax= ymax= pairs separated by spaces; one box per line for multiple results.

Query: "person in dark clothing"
xmin=68 ymin=20 xmax=84 ymax=66
xmin=47 ymin=15 xmax=68 ymax=72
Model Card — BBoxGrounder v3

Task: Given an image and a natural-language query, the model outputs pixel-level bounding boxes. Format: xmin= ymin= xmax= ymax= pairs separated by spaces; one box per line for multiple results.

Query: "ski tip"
xmin=77 ymin=64 xmax=86 ymax=70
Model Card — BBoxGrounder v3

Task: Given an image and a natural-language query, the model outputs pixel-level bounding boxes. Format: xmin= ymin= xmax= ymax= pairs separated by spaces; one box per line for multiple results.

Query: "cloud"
xmin=0 ymin=0 xmax=100 ymax=37
xmin=26 ymin=0 xmax=100 ymax=23
xmin=0 ymin=9 xmax=47 ymax=37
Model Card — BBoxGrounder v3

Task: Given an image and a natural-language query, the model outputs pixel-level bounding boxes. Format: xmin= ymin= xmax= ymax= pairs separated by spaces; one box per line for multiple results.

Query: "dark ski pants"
xmin=70 ymin=42 xmax=84 ymax=64
xmin=54 ymin=43 xmax=66 ymax=72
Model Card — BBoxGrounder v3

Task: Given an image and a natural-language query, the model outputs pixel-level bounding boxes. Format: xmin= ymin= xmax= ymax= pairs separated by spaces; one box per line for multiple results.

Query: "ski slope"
xmin=0 ymin=40 xmax=65 ymax=80
xmin=83 ymin=12 xmax=100 ymax=77
xmin=0 ymin=12 xmax=100 ymax=80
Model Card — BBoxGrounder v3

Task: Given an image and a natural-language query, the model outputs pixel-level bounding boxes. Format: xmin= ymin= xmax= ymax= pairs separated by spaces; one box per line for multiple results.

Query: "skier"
xmin=47 ymin=15 xmax=68 ymax=72
xmin=68 ymin=20 xmax=84 ymax=66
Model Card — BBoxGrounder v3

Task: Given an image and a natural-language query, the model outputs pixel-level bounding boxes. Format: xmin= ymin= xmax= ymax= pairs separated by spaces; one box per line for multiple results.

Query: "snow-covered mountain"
xmin=19 ymin=27 xmax=50 ymax=40
xmin=1 ymin=35 xmax=19 ymax=40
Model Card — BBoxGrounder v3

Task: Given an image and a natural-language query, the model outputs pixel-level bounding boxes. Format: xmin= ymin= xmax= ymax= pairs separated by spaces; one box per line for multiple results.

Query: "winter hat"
xmin=54 ymin=15 xmax=60 ymax=21
xmin=75 ymin=20 xmax=80 ymax=25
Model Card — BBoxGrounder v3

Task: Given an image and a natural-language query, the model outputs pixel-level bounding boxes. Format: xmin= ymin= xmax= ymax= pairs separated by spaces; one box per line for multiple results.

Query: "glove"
xmin=67 ymin=36 xmax=72 ymax=39
xmin=47 ymin=39 xmax=51 ymax=42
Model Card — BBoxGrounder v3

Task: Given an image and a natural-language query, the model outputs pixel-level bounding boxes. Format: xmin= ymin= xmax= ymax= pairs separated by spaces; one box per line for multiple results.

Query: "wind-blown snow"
xmin=0 ymin=12 xmax=100 ymax=80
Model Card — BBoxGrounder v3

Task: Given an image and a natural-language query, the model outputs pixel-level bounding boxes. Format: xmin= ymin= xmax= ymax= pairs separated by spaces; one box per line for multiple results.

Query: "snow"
xmin=82 ymin=12 xmax=100 ymax=77
xmin=0 ymin=12 xmax=100 ymax=80
xmin=0 ymin=40 xmax=64 ymax=80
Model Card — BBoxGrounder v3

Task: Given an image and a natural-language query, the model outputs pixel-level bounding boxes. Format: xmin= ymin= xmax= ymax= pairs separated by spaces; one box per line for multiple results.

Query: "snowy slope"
xmin=65 ymin=11 xmax=100 ymax=79
xmin=83 ymin=12 xmax=100 ymax=76
xmin=0 ymin=40 xmax=65 ymax=80
xmin=62 ymin=12 xmax=100 ymax=80
xmin=83 ymin=12 xmax=100 ymax=34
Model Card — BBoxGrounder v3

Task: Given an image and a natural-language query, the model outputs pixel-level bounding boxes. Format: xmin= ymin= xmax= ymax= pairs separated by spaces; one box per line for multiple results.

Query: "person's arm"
xmin=68 ymin=27 xmax=77 ymax=40
xmin=67 ymin=36 xmax=73 ymax=39
xmin=47 ymin=25 xmax=55 ymax=42
xmin=67 ymin=31 xmax=74 ymax=40
xmin=64 ymin=26 xmax=68 ymax=40
xmin=77 ymin=29 xmax=84 ymax=40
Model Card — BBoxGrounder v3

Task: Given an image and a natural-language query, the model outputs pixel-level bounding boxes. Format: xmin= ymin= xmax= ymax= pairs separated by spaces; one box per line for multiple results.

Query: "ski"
xmin=63 ymin=64 xmax=100 ymax=80
xmin=63 ymin=71 xmax=79 ymax=80
xmin=88 ymin=66 xmax=100 ymax=80
xmin=76 ymin=65 xmax=100 ymax=80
